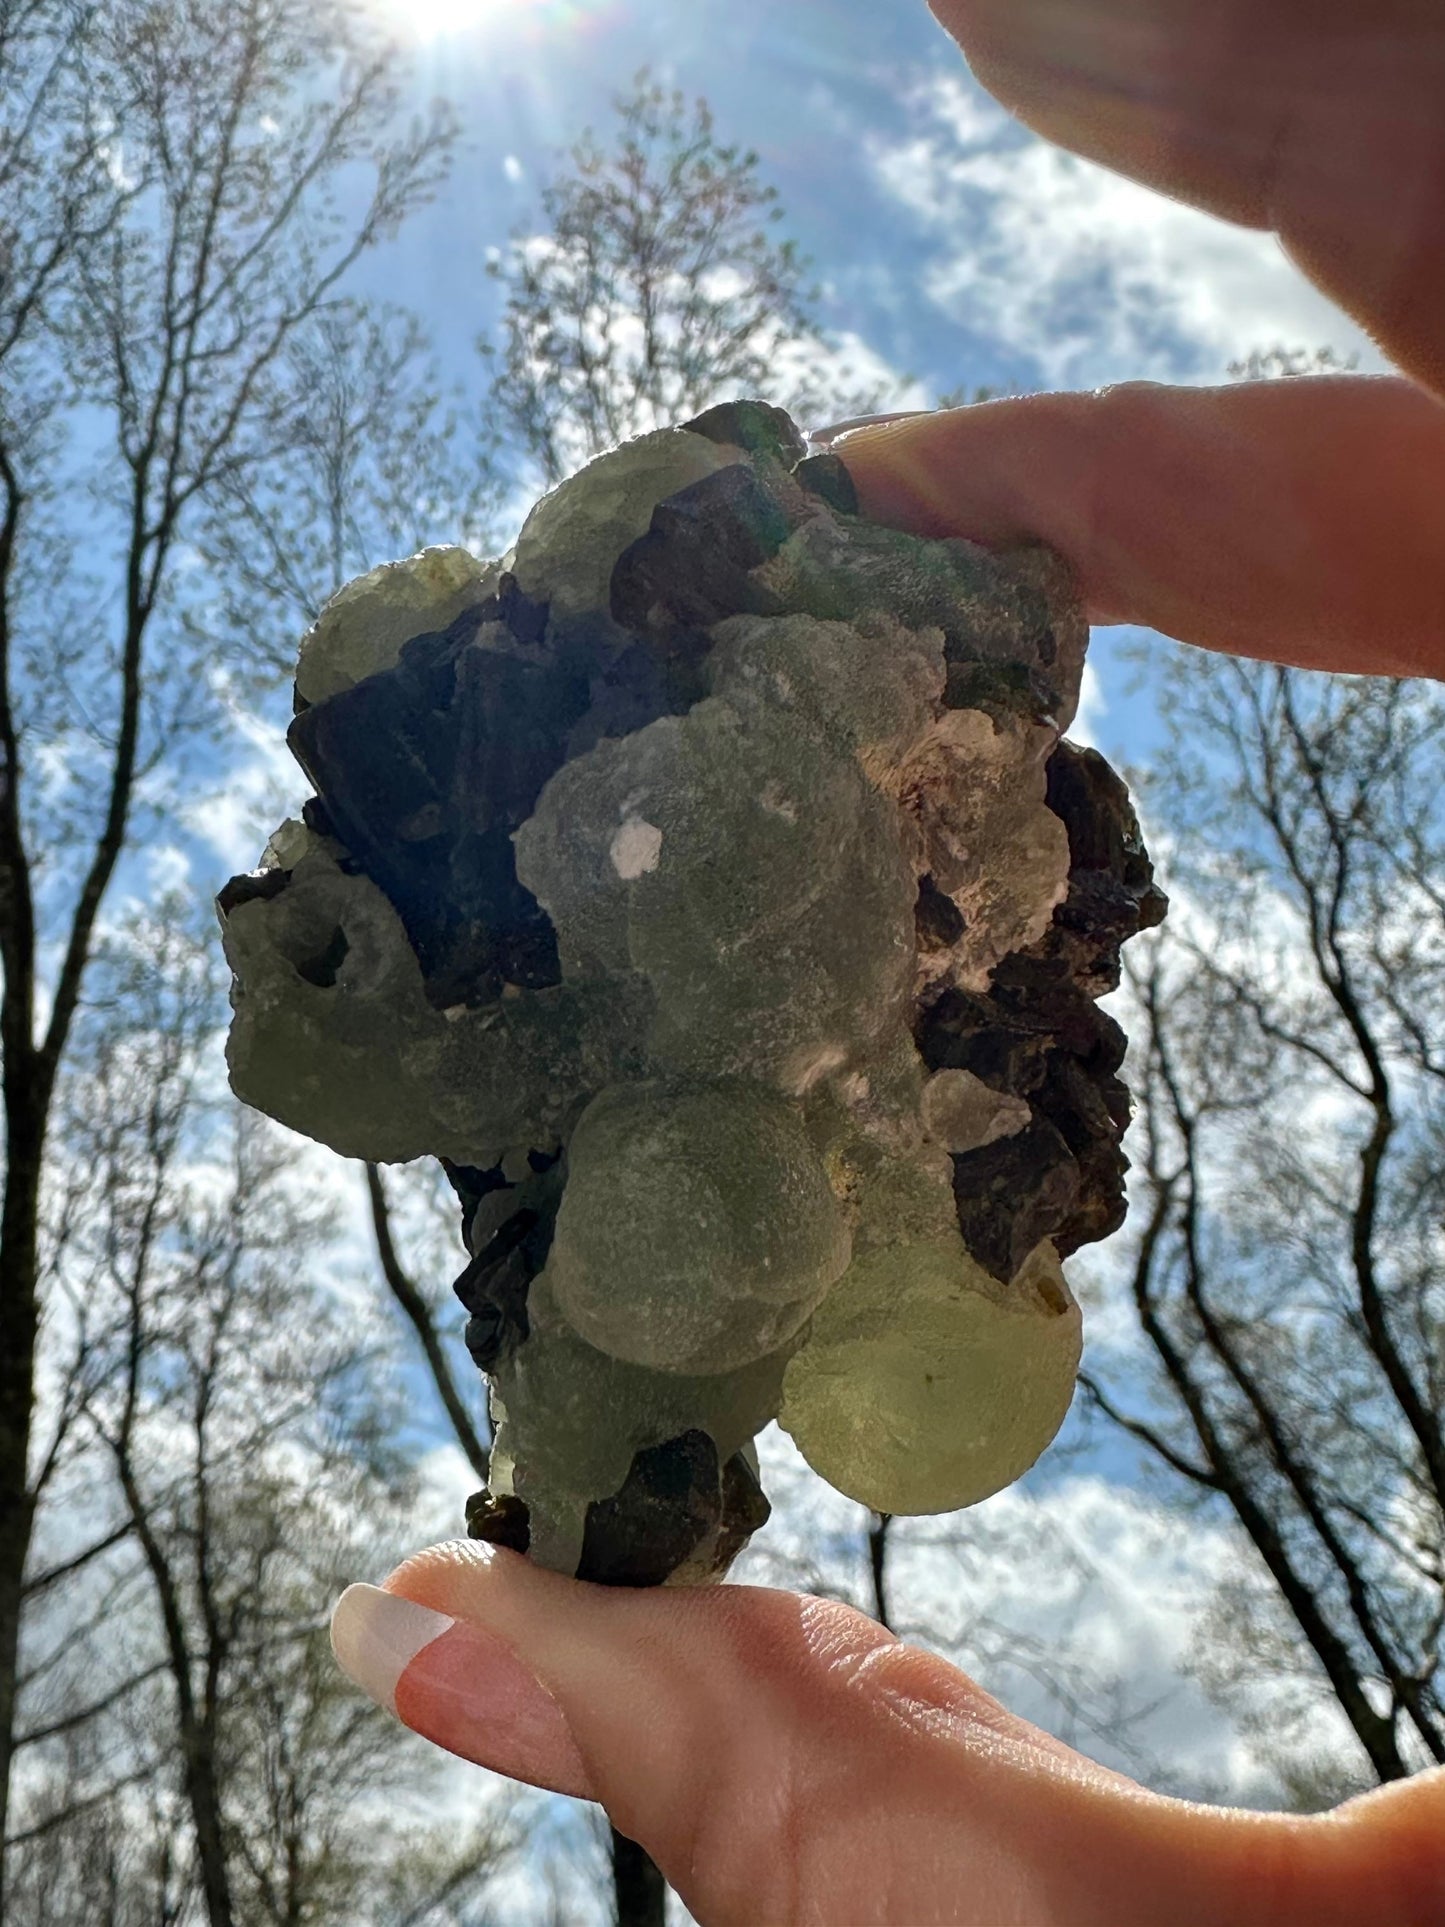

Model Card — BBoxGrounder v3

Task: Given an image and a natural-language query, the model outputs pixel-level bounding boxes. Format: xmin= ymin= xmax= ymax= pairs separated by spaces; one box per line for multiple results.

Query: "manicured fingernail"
xmin=331 ymin=1584 xmax=451 ymax=1713
xmin=810 ymin=409 xmax=930 ymax=445
xmin=330 ymin=1582 xmax=593 ymax=1798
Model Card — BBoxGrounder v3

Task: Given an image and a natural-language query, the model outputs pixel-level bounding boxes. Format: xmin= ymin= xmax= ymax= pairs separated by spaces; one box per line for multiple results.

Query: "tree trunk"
xmin=0 ymin=1088 xmax=44 ymax=1908
xmin=868 ymin=1513 xmax=893 ymax=1631
xmin=120 ymin=1477 xmax=236 ymax=1927
xmin=364 ymin=1163 xmax=489 ymax=1481
xmin=184 ymin=1742 xmax=235 ymax=1927
xmin=611 ymin=1826 xmax=666 ymax=1927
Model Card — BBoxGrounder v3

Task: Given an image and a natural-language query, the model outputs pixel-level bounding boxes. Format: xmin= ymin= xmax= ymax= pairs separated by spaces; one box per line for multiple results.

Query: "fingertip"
xmin=381 ymin=1535 xmax=524 ymax=1609
xmin=368 ymin=1548 xmax=923 ymax=1914
xmin=830 ymin=393 xmax=1109 ymax=570
xmin=334 ymin=1559 xmax=596 ymax=1799
xmin=809 ymin=408 xmax=929 ymax=445
xmin=331 ymin=1580 xmax=454 ymax=1717
xmin=832 ymin=380 xmax=1445 ymax=678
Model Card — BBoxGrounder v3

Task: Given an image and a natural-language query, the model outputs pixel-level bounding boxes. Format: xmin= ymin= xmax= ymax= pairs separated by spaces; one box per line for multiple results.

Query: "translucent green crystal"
xmin=509 ymin=426 xmax=736 ymax=626
xmin=514 ymin=692 xmax=919 ymax=1086
xmin=221 ymin=826 xmax=649 ymax=1166
xmin=484 ymin=1282 xmax=793 ymax=1575
xmin=295 ymin=545 xmax=496 ymax=707
xmin=547 ymin=1081 xmax=851 ymax=1374
xmin=778 ymin=1237 xmax=1083 ymax=1513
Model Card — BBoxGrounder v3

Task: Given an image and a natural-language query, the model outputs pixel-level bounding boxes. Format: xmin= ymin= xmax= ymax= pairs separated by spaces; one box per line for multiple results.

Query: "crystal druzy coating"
xmin=218 ymin=401 xmax=1165 ymax=1584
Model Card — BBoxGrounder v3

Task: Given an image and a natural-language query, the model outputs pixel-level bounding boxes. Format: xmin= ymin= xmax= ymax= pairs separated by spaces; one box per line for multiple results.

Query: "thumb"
xmin=326 ymin=1541 xmax=1432 ymax=1926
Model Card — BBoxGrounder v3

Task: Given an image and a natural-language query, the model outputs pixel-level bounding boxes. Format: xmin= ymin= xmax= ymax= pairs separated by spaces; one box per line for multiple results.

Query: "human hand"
xmin=331 ymin=1543 xmax=1444 ymax=1925
xmin=819 ymin=0 xmax=1445 ymax=681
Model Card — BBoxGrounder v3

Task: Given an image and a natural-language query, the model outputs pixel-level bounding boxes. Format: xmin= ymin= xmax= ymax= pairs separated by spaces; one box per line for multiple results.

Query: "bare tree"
xmin=1085 ymin=656 xmax=1445 ymax=1800
xmin=193 ymin=301 xmax=502 ymax=689
xmin=12 ymin=905 xmax=514 ymax=1924
xmin=482 ymin=71 xmax=890 ymax=493
xmin=0 ymin=0 xmax=456 ymax=1888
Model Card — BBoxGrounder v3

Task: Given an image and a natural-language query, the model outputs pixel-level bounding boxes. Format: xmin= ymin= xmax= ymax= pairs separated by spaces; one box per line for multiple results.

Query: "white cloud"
xmin=869 ymin=74 xmax=1380 ymax=387
xmin=145 ymin=840 xmax=193 ymax=893
xmin=1069 ymin=658 xmax=1105 ymax=748
xmin=415 ymin=1437 xmax=483 ymax=1529
xmin=503 ymin=153 xmax=524 ymax=184
xmin=184 ymin=695 xmax=307 ymax=877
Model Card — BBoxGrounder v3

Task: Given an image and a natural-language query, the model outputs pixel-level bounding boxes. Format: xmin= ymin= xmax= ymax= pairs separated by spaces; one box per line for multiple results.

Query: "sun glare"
xmin=382 ymin=0 xmax=511 ymax=43
xmin=374 ymin=0 xmax=608 ymax=51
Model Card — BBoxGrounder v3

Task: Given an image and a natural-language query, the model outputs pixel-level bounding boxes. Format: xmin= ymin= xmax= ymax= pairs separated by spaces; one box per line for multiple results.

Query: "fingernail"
xmin=810 ymin=409 xmax=930 ymax=445
xmin=330 ymin=1582 xmax=593 ymax=1798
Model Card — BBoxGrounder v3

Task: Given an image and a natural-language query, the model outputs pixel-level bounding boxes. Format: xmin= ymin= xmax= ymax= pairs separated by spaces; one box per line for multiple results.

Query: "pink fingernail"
xmin=330 ymin=1582 xmax=593 ymax=1799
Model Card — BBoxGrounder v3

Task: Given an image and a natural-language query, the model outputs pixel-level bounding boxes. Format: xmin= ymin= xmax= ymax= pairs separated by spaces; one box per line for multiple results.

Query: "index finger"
xmin=930 ymin=0 xmax=1445 ymax=399
xmin=831 ymin=376 xmax=1445 ymax=680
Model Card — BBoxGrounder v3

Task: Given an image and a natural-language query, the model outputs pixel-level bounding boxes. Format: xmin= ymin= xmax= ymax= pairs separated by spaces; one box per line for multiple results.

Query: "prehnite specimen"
xmin=218 ymin=401 xmax=1165 ymax=1585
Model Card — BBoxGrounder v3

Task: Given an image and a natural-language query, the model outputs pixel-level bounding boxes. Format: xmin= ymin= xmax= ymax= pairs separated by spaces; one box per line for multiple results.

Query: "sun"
xmin=374 ymin=0 xmax=610 ymax=49
xmin=378 ymin=0 xmax=512 ymax=43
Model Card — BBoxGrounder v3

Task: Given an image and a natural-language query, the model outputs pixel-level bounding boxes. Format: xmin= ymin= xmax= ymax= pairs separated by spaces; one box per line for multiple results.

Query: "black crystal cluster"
xmin=918 ymin=744 xmax=1166 ymax=1284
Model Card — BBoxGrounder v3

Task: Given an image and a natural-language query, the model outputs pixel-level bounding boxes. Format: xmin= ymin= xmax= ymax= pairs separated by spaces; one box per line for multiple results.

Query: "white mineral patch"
xmin=608 ymin=816 xmax=664 ymax=880
xmin=921 ymin=1068 xmax=1033 ymax=1153
xmin=782 ymin=1041 xmax=849 ymax=1098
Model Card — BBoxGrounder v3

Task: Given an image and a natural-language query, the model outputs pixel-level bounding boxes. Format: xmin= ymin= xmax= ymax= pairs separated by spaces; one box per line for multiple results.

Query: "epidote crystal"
xmin=218 ymin=399 xmax=1164 ymax=1584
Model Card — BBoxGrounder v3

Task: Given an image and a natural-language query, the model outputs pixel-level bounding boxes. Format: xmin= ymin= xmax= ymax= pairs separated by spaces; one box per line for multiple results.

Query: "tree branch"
xmin=1078 ymin=1374 xmax=1221 ymax=1489
xmin=364 ymin=1165 xmax=489 ymax=1482
xmin=21 ymin=1521 xmax=133 ymax=1601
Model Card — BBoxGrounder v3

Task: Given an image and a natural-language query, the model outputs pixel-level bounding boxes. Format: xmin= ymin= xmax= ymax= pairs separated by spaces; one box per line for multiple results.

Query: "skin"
xmin=823 ymin=1 xmax=1445 ymax=679
xmin=359 ymin=4 xmax=1445 ymax=1920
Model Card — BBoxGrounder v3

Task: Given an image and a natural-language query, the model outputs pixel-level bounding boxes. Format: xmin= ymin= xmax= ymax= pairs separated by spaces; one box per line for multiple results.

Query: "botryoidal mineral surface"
xmin=218 ymin=401 xmax=1165 ymax=1585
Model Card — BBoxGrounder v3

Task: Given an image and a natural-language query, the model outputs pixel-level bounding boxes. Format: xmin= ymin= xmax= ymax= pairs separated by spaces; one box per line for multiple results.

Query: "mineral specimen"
xmin=218 ymin=398 xmax=1164 ymax=1585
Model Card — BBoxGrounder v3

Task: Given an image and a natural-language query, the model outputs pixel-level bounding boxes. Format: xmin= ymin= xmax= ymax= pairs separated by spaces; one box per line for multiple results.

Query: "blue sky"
xmin=353 ymin=0 xmax=1382 ymax=394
